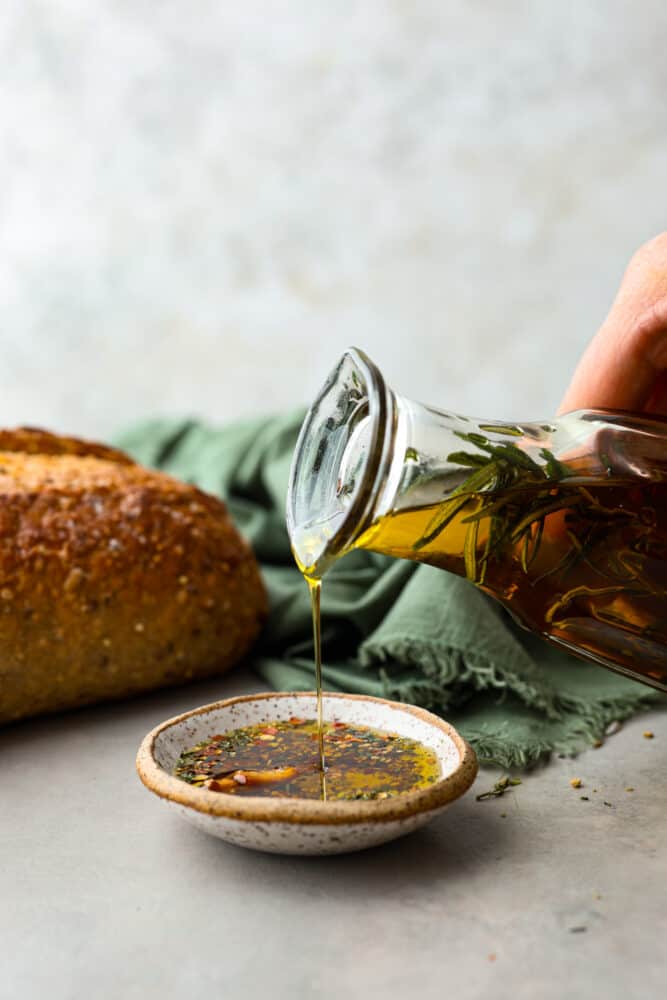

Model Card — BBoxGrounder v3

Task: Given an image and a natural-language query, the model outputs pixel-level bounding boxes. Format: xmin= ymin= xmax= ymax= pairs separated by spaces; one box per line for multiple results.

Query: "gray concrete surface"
xmin=1 ymin=666 xmax=665 ymax=1000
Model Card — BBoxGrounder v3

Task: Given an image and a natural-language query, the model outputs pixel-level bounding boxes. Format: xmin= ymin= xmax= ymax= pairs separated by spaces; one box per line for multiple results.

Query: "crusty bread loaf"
xmin=0 ymin=428 xmax=268 ymax=724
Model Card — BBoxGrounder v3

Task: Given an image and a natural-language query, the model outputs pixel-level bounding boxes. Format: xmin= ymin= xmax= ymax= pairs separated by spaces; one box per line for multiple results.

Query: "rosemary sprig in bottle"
xmin=412 ymin=431 xmax=586 ymax=584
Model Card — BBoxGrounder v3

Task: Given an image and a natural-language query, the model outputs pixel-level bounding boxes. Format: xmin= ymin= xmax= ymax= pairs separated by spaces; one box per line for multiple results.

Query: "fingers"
xmin=558 ymin=233 xmax=667 ymax=415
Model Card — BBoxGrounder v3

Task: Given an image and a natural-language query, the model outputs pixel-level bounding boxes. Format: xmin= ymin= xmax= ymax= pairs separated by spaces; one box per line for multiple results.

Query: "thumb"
xmin=558 ymin=233 xmax=667 ymax=415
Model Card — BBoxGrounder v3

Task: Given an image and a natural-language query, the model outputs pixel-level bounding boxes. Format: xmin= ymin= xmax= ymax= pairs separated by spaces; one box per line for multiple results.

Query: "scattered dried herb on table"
xmin=174 ymin=718 xmax=440 ymax=801
xmin=475 ymin=776 xmax=522 ymax=801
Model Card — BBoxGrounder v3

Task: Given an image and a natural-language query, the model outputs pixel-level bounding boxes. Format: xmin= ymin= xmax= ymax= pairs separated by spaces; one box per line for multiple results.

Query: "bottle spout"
xmin=286 ymin=348 xmax=396 ymax=578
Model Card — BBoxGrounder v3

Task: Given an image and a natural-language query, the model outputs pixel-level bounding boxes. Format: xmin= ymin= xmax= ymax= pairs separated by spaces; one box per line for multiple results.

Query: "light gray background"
xmin=1 ymin=4 xmax=666 ymax=999
xmin=1 ymin=1 xmax=666 ymax=436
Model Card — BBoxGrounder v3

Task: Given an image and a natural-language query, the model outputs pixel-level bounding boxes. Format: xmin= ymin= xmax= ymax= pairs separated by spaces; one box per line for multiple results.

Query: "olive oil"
xmin=307 ymin=577 xmax=327 ymax=799
xmin=174 ymin=718 xmax=440 ymax=800
xmin=355 ymin=477 xmax=667 ymax=689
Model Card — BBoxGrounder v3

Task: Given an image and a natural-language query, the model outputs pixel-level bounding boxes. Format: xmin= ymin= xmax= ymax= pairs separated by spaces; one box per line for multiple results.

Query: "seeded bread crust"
xmin=0 ymin=428 xmax=268 ymax=724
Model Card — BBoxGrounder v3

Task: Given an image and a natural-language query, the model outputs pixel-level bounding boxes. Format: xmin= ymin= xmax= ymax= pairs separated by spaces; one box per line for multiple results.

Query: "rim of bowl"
xmin=136 ymin=691 xmax=478 ymax=826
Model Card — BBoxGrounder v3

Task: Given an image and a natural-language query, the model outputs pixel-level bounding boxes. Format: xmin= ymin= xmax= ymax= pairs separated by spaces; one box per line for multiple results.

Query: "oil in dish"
xmin=174 ymin=717 xmax=440 ymax=801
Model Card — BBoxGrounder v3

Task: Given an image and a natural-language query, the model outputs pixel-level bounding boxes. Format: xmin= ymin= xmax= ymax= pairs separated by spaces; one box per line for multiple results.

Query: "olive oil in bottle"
xmin=355 ymin=476 xmax=667 ymax=690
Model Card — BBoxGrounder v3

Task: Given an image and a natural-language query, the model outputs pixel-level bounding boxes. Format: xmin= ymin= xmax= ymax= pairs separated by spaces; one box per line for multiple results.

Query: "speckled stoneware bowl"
xmin=136 ymin=691 xmax=478 ymax=855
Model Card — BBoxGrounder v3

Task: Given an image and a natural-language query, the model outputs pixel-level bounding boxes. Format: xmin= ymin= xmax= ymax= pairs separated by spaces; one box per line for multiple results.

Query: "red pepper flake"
xmin=333 ymin=721 xmax=347 ymax=729
xmin=289 ymin=717 xmax=306 ymax=725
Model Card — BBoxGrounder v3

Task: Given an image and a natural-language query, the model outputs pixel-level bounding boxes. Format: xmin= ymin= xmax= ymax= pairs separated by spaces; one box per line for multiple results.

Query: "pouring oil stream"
xmin=306 ymin=577 xmax=327 ymax=800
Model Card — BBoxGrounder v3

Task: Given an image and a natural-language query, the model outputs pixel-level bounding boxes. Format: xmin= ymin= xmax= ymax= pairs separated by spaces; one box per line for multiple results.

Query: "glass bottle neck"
xmin=286 ymin=348 xmax=396 ymax=578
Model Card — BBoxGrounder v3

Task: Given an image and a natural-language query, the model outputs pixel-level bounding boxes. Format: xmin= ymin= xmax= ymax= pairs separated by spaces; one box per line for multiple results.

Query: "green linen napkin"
xmin=115 ymin=413 xmax=663 ymax=768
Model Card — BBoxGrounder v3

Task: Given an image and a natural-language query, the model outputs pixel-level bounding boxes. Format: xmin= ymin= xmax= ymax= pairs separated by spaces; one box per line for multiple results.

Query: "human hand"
xmin=558 ymin=233 xmax=667 ymax=417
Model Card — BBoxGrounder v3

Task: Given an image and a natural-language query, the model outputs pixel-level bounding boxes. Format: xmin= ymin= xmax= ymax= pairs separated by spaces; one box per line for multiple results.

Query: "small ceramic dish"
xmin=136 ymin=691 xmax=478 ymax=855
